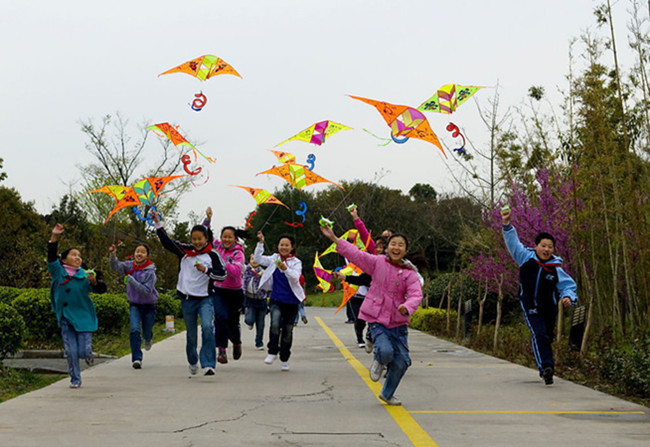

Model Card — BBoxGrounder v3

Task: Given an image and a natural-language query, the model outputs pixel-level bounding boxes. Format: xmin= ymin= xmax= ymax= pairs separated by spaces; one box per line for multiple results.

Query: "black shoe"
xmin=542 ymin=366 xmax=554 ymax=385
xmin=233 ymin=344 xmax=242 ymax=360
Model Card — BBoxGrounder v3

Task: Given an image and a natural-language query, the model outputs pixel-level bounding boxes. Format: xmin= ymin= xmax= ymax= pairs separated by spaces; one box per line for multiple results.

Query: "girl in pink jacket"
xmin=321 ymin=225 xmax=423 ymax=406
xmin=204 ymin=207 xmax=247 ymax=364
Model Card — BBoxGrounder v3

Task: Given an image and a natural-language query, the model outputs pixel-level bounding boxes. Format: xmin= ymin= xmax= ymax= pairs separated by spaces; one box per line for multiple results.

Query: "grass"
xmin=0 ymin=318 xmax=186 ymax=402
xmin=304 ymin=289 xmax=343 ymax=308
xmin=0 ymin=368 xmax=66 ymax=403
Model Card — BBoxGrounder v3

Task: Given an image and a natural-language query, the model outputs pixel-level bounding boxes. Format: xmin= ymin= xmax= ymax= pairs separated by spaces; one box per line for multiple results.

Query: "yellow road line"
xmin=316 ymin=317 xmax=439 ymax=447
xmin=409 ymin=410 xmax=645 ymax=414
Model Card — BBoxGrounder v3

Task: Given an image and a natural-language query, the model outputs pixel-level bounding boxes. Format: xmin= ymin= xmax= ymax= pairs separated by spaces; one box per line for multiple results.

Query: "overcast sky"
xmin=1 ymin=0 xmax=636 ymax=230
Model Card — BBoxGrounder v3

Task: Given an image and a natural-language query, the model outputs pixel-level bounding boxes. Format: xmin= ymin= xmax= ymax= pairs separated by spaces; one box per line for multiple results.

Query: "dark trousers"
xmin=268 ymin=299 xmax=299 ymax=361
xmin=521 ymin=303 xmax=557 ymax=372
xmin=349 ymin=296 xmax=367 ymax=344
xmin=213 ymin=288 xmax=244 ymax=349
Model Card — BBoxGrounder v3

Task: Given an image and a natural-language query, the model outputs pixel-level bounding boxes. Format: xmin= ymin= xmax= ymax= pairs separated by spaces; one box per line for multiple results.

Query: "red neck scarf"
xmin=183 ymin=243 xmax=213 ymax=258
xmin=279 ymin=253 xmax=295 ymax=262
xmin=126 ymin=259 xmax=153 ymax=276
xmin=535 ymin=259 xmax=560 ymax=272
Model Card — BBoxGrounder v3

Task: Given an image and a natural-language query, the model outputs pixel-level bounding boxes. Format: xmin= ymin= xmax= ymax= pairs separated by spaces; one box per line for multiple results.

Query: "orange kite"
xmin=349 ymin=95 xmax=446 ymax=158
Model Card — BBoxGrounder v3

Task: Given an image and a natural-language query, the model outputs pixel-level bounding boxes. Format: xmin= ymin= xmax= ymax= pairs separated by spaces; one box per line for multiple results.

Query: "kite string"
xmin=326 ymin=169 xmax=390 ymax=224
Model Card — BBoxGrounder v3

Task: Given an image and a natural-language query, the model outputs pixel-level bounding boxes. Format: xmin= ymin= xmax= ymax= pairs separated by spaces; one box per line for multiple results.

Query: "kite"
xmin=417 ymin=84 xmax=484 ymax=114
xmin=313 ymin=253 xmax=334 ymax=292
xmin=268 ymin=150 xmax=296 ymax=165
xmin=257 ymin=163 xmax=344 ymax=191
xmin=295 ymin=201 xmax=308 ymax=223
xmin=306 ymin=154 xmax=316 ymax=171
xmin=349 ymin=95 xmax=446 ymax=158
xmin=89 ymin=175 xmax=186 ymax=224
xmin=190 ymin=92 xmax=207 ymax=111
xmin=276 ymin=120 xmax=351 ymax=147
xmin=245 ymin=211 xmax=256 ymax=229
xmin=284 ymin=221 xmax=304 ymax=228
xmin=231 ymin=185 xmax=290 ymax=209
xmin=147 ymin=123 xmax=216 ymax=164
xmin=446 ymin=122 xmax=467 ymax=156
xmin=159 ymin=55 xmax=242 ymax=81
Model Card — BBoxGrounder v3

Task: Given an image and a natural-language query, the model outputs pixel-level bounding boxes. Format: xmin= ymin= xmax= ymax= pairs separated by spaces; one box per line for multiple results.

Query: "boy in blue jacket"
xmin=501 ymin=208 xmax=577 ymax=385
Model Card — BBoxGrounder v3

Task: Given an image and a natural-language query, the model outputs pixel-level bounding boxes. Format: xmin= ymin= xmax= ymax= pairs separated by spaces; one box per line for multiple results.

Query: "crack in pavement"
xmin=172 ymin=403 xmax=265 ymax=433
xmin=279 ymin=379 xmax=335 ymax=403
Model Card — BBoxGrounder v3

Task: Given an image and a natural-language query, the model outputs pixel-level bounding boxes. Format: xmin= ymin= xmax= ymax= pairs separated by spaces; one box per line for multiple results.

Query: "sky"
xmin=0 ymin=0 xmax=638 ymax=230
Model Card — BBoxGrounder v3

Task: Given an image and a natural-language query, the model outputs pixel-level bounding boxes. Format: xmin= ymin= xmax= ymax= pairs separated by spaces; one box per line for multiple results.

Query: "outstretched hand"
xmin=205 ymin=206 xmax=213 ymax=221
xmin=332 ymin=271 xmax=345 ymax=281
xmin=151 ymin=210 xmax=161 ymax=224
xmin=257 ymin=231 xmax=264 ymax=243
xmin=109 ymin=244 xmax=117 ymax=254
xmin=320 ymin=225 xmax=338 ymax=243
xmin=349 ymin=207 xmax=359 ymax=220
xmin=50 ymin=223 xmax=64 ymax=242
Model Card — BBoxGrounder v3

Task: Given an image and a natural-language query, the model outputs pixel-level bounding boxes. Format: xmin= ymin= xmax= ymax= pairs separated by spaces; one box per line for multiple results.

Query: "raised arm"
xmin=349 ymin=207 xmax=376 ymax=254
xmin=253 ymin=232 xmax=275 ymax=267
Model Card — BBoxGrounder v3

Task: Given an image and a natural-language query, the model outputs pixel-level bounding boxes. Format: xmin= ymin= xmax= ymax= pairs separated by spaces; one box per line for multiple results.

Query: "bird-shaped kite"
xmin=89 ymin=175 xmax=186 ymax=224
xmin=147 ymin=123 xmax=216 ymax=164
xmin=349 ymin=95 xmax=446 ymax=158
xmin=417 ymin=84 xmax=484 ymax=114
xmin=257 ymin=163 xmax=344 ymax=191
xmin=276 ymin=120 xmax=351 ymax=147
xmin=268 ymin=150 xmax=296 ymax=165
xmin=158 ymin=55 xmax=242 ymax=81
xmin=231 ymin=185 xmax=289 ymax=209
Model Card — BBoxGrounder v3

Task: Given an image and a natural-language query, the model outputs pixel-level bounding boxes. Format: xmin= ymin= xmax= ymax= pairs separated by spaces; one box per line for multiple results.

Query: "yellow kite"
xmin=417 ymin=84 xmax=484 ymax=114
xmin=231 ymin=186 xmax=289 ymax=209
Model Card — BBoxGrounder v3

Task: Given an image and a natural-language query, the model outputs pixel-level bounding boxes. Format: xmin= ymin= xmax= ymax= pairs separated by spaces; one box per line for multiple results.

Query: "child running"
xmin=243 ymin=253 xmax=267 ymax=350
xmin=109 ymin=242 xmax=158 ymax=369
xmin=152 ymin=211 xmax=226 ymax=376
xmin=47 ymin=223 xmax=106 ymax=388
xmin=254 ymin=231 xmax=305 ymax=372
xmin=203 ymin=207 xmax=247 ymax=364
xmin=501 ymin=207 xmax=577 ymax=385
xmin=320 ymin=225 xmax=423 ymax=406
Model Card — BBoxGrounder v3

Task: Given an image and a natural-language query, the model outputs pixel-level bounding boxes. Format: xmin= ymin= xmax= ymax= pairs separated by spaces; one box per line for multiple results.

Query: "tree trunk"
xmin=456 ymin=274 xmax=464 ymax=339
xmin=493 ymin=274 xmax=504 ymax=352
xmin=477 ymin=279 xmax=488 ymax=336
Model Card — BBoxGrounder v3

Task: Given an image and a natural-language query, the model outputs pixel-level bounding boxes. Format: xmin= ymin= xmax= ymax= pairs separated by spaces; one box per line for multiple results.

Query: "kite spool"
xmin=164 ymin=315 xmax=175 ymax=332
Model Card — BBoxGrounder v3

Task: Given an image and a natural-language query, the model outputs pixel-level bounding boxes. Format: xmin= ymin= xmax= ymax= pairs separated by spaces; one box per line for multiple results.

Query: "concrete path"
xmin=0 ymin=307 xmax=648 ymax=446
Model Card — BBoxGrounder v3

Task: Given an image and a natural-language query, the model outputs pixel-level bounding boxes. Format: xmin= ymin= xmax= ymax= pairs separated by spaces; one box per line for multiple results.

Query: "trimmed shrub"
xmin=410 ymin=307 xmax=458 ymax=335
xmin=11 ymin=289 xmax=60 ymax=341
xmin=155 ymin=291 xmax=182 ymax=323
xmin=91 ymin=293 xmax=129 ymax=334
xmin=0 ymin=286 xmax=22 ymax=305
xmin=0 ymin=302 xmax=25 ymax=359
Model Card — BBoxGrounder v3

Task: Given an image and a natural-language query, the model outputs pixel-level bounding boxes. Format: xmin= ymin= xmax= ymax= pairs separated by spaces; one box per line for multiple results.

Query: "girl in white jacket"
xmin=254 ymin=231 xmax=305 ymax=371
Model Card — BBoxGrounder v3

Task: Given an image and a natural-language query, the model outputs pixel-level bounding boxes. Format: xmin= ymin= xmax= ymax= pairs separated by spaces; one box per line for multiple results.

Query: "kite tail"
xmin=362 ymin=129 xmax=392 ymax=146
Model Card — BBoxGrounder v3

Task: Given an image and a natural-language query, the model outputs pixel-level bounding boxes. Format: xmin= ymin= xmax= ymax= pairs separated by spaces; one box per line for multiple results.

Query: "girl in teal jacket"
xmin=48 ymin=223 xmax=106 ymax=388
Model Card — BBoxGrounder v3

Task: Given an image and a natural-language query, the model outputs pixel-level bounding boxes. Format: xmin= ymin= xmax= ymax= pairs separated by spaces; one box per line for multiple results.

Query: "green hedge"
xmin=11 ymin=289 xmax=60 ymax=341
xmin=155 ymin=291 xmax=182 ymax=323
xmin=410 ymin=307 xmax=458 ymax=335
xmin=0 ymin=286 xmax=22 ymax=306
xmin=90 ymin=293 xmax=129 ymax=334
xmin=0 ymin=302 xmax=25 ymax=359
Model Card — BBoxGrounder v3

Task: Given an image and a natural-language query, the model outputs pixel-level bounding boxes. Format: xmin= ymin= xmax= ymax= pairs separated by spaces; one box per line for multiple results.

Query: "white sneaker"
xmin=204 ymin=367 xmax=215 ymax=376
xmin=369 ymin=359 xmax=383 ymax=382
xmin=264 ymin=354 xmax=277 ymax=365
xmin=69 ymin=382 xmax=81 ymax=389
xmin=379 ymin=394 xmax=402 ymax=406
xmin=281 ymin=361 xmax=290 ymax=371
xmin=189 ymin=363 xmax=198 ymax=375
xmin=358 ymin=343 xmax=366 ymax=349
xmin=132 ymin=360 xmax=142 ymax=369
xmin=144 ymin=340 xmax=152 ymax=351
xmin=256 ymin=345 xmax=265 ymax=351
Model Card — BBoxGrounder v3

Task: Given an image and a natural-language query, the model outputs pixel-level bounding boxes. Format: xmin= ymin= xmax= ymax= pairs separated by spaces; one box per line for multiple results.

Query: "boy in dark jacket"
xmin=502 ymin=208 xmax=577 ymax=385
